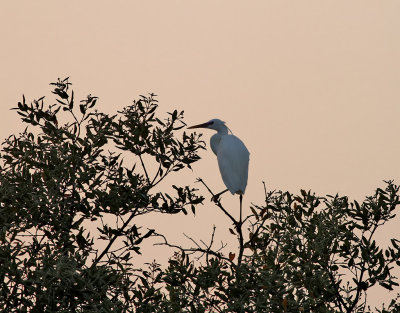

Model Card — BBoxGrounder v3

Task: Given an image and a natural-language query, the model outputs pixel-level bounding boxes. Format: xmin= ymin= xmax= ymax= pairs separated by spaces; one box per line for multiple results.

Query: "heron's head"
xmin=188 ymin=119 xmax=227 ymax=132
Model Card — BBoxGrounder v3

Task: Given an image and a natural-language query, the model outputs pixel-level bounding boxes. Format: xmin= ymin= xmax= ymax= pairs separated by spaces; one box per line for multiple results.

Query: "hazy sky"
xmin=1 ymin=1 xmax=399 ymax=307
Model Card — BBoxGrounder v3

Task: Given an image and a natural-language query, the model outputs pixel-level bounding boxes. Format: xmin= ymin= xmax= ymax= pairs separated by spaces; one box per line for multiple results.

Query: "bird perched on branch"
xmin=188 ymin=119 xmax=249 ymax=219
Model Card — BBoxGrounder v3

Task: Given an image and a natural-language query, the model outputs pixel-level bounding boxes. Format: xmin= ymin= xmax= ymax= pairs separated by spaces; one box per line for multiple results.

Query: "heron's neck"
xmin=216 ymin=125 xmax=228 ymax=135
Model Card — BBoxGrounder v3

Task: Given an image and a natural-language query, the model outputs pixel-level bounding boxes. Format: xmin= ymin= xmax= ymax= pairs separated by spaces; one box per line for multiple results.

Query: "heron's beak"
xmin=187 ymin=122 xmax=212 ymax=129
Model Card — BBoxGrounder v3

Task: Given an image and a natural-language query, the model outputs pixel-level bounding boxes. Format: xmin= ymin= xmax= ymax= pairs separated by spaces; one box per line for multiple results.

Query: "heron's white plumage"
xmin=188 ymin=119 xmax=249 ymax=195
xmin=214 ymin=134 xmax=249 ymax=194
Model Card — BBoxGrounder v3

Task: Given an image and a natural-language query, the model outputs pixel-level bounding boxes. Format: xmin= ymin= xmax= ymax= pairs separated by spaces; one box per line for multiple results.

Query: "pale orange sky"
xmin=1 ymin=1 xmax=400 ymax=307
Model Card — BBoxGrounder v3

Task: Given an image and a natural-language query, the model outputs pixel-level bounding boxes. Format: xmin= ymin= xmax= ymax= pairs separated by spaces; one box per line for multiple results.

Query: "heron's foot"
xmin=211 ymin=189 xmax=229 ymax=203
xmin=211 ymin=194 xmax=221 ymax=203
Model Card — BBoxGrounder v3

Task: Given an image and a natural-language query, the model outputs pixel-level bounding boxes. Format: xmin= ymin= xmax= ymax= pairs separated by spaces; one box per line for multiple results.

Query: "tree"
xmin=1 ymin=79 xmax=399 ymax=313
xmin=0 ymin=78 xmax=204 ymax=312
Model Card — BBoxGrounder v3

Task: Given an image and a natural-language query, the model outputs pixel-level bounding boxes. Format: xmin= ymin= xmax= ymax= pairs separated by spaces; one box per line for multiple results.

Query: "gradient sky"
xmin=1 ymin=1 xmax=399 ymax=307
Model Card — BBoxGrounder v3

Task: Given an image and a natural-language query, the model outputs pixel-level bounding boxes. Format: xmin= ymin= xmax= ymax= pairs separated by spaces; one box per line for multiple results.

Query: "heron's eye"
xmin=209 ymin=121 xmax=214 ymax=125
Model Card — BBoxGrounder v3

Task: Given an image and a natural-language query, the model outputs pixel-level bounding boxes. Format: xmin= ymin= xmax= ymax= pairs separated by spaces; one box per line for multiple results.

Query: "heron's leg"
xmin=237 ymin=193 xmax=244 ymax=266
xmin=211 ymin=189 xmax=229 ymax=203
xmin=239 ymin=193 xmax=243 ymax=227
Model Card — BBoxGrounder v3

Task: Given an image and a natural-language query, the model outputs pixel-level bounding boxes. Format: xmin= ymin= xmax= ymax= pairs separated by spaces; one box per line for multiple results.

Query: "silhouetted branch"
xmin=196 ymin=178 xmax=238 ymax=227
xmin=139 ymin=154 xmax=150 ymax=185
xmin=92 ymin=208 xmax=138 ymax=267
xmin=155 ymin=228 xmax=230 ymax=263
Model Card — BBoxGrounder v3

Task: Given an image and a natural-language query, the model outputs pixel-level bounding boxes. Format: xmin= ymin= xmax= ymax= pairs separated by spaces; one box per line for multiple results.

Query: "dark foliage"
xmin=143 ymin=182 xmax=400 ymax=313
xmin=0 ymin=78 xmax=204 ymax=312
xmin=1 ymin=79 xmax=399 ymax=312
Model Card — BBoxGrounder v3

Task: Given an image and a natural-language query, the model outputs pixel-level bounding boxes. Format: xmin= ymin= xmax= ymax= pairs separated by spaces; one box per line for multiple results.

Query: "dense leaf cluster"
xmin=0 ymin=79 xmax=204 ymax=312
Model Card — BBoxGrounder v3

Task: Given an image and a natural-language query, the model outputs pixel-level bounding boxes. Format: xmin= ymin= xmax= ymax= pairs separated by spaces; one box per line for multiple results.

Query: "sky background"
xmin=1 ymin=1 xmax=400 ymax=308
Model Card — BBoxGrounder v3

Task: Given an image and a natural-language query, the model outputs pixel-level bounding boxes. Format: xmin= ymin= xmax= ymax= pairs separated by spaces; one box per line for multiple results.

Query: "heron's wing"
xmin=217 ymin=135 xmax=249 ymax=194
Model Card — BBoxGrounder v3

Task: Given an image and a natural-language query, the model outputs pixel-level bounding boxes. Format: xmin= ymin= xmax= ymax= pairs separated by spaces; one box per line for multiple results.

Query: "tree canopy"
xmin=1 ymin=79 xmax=399 ymax=313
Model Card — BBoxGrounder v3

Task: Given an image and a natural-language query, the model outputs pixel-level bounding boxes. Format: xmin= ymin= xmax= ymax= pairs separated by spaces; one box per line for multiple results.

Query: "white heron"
xmin=188 ymin=119 xmax=249 ymax=222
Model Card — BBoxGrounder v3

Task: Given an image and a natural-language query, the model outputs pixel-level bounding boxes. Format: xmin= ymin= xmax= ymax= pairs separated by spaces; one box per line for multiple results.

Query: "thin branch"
xmin=92 ymin=208 xmax=138 ymax=267
xmin=155 ymin=231 xmax=230 ymax=263
xmin=263 ymin=181 xmax=268 ymax=204
xmin=138 ymin=154 xmax=150 ymax=185
xmin=205 ymin=226 xmax=216 ymax=264
xmin=196 ymin=178 xmax=238 ymax=227
xmin=196 ymin=177 xmax=248 ymax=267
xmin=244 ymin=213 xmax=270 ymax=249
xmin=184 ymin=232 xmax=203 ymax=250
xmin=150 ymin=163 xmax=162 ymax=185
xmin=150 ymin=159 xmax=178 ymax=188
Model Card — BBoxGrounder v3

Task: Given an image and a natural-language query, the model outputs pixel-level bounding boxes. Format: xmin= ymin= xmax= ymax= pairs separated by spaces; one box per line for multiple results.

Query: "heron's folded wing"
xmin=217 ymin=135 xmax=249 ymax=194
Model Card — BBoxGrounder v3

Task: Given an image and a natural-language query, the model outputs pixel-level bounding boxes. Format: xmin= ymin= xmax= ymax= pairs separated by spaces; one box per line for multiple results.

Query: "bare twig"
xmin=155 ymin=231 xmax=230 ymax=263
xmin=263 ymin=181 xmax=268 ymax=205
xmin=196 ymin=178 xmax=238 ymax=227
